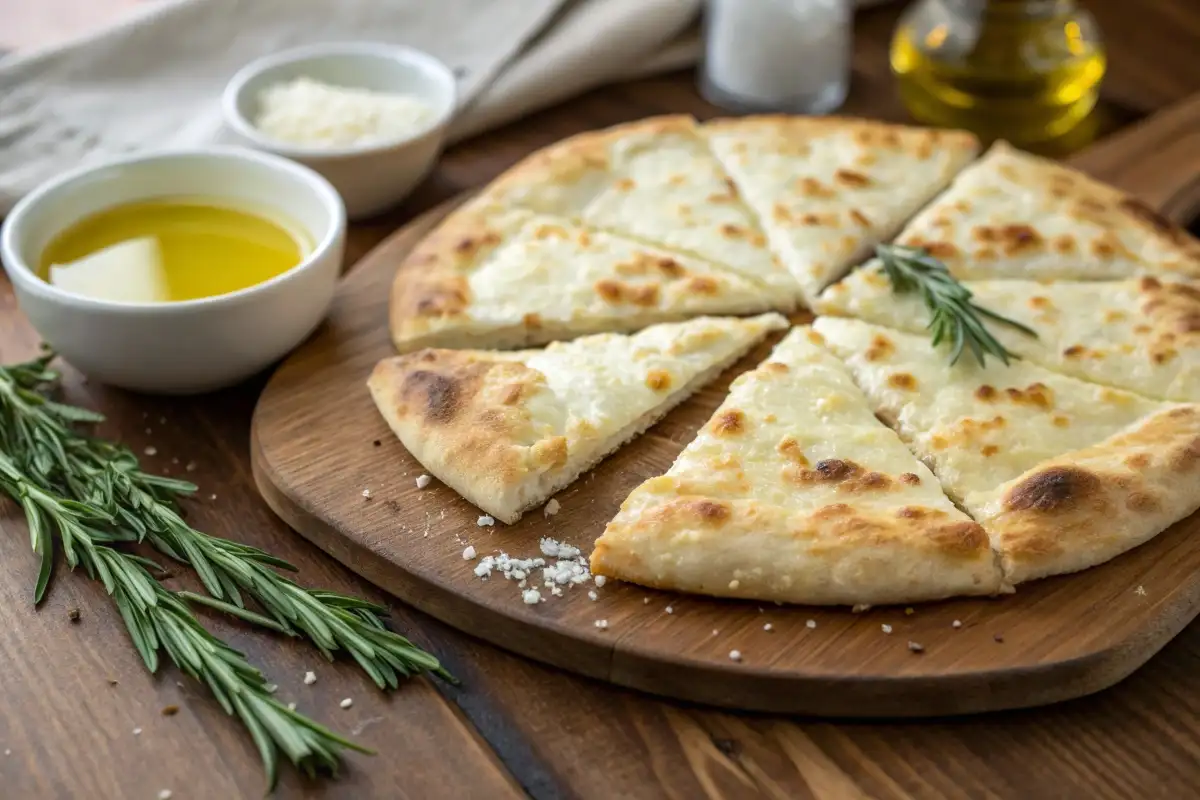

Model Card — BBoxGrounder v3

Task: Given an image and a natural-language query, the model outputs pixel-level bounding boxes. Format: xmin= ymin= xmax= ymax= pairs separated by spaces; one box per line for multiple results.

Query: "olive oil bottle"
xmin=891 ymin=0 xmax=1106 ymax=148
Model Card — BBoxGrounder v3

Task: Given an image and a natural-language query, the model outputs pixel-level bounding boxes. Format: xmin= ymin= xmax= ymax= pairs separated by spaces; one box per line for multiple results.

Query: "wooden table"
xmin=2 ymin=2 xmax=1200 ymax=797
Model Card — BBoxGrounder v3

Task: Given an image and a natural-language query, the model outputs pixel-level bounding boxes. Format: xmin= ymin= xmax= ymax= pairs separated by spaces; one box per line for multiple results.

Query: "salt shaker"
xmin=700 ymin=0 xmax=852 ymax=114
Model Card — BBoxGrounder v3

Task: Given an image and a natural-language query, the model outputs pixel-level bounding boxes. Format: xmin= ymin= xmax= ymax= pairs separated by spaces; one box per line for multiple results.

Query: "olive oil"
xmin=40 ymin=197 xmax=309 ymax=302
xmin=891 ymin=0 xmax=1106 ymax=148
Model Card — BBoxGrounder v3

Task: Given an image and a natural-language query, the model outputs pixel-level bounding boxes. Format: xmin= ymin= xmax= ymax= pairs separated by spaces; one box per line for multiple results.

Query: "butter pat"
xmin=49 ymin=238 xmax=169 ymax=303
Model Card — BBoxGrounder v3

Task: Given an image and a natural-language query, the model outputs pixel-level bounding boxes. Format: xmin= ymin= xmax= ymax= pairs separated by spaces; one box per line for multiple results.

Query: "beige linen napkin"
xmin=0 ymin=0 xmax=701 ymax=214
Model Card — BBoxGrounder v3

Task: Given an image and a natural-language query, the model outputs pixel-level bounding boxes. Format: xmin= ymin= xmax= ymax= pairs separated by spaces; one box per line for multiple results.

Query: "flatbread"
xmin=890 ymin=141 xmax=1200 ymax=281
xmin=813 ymin=316 xmax=1200 ymax=583
xmin=819 ymin=266 xmax=1200 ymax=402
xmin=703 ymin=116 xmax=979 ymax=305
xmin=389 ymin=203 xmax=784 ymax=352
xmin=369 ymin=313 xmax=787 ymax=524
xmin=591 ymin=327 xmax=1004 ymax=605
xmin=476 ymin=115 xmax=801 ymax=300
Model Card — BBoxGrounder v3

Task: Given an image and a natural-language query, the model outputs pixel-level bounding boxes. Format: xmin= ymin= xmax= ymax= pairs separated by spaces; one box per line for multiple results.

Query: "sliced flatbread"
xmin=591 ymin=327 xmax=1004 ymax=605
xmin=703 ymin=116 xmax=979 ymax=305
xmin=890 ymin=141 xmax=1200 ymax=281
xmin=813 ymin=316 xmax=1200 ymax=583
xmin=476 ymin=115 xmax=800 ymax=300
xmin=819 ymin=267 xmax=1200 ymax=402
xmin=369 ymin=314 xmax=787 ymax=524
xmin=390 ymin=204 xmax=784 ymax=352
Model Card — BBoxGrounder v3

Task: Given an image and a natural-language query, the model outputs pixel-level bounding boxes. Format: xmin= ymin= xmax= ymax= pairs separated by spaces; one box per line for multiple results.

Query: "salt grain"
xmin=185 ymin=461 xmax=197 ymax=472
xmin=665 ymin=605 xmax=674 ymax=615
xmin=462 ymin=545 xmax=477 ymax=560
xmin=133 ymin=728 xmax=142 ymax=736
xmin=159 ymin=791 xmax=173 ymax=800
xmin=416 ymin=474 xmax=432 ymax=489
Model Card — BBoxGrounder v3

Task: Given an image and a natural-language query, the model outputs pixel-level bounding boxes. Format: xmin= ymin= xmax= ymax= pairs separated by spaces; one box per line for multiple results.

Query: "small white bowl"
xmin=222 ymin=42 xmax=457 ymax=219
xmin=0 ymin=148 xmax=346 ymax=395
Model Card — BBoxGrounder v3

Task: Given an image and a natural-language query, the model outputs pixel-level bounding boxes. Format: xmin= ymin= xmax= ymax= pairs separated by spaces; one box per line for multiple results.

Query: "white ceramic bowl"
xmin=222 ymin=42 xmax=457 ymax=220
xmin=0 ymin=148 xmax=346 ymax=395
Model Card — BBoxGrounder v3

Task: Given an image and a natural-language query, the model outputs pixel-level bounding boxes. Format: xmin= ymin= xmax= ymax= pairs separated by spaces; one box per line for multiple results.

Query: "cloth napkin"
xmin=0 ymin=0 xmax=703 ymax=215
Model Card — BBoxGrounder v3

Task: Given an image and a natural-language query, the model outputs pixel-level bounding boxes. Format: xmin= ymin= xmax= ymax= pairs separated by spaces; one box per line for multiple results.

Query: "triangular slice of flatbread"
xmin=819 ymin=266 xmax=1200 ymax=402
xmin=369 ymin=314 xmax=788 ymax=524
xmin=813 ymin=316 xmax=1200 ymax=584
xmin=890 ymin=141 xmax=1200 ymax=281
xmin=703 ymin=116 xmax=979 ymax=306
xmin=390 ymin=204 xmax=785 ymax=352
xmin=476 ymin=115 xmax=801 ymax=301
xmin=591 ymin=327 xmax=1004 ymax=605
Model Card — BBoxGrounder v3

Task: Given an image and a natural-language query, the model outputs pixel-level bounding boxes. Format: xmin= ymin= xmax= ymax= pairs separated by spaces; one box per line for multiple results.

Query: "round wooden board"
xmin=251 ymin=177 xmax=1200 ymax=719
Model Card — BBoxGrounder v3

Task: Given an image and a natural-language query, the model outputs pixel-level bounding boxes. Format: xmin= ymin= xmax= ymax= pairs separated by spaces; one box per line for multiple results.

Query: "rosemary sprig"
xmin=876 ymin=244 xmax=1038 ymax=367
xmin=0 ymin=451 xmax=366 ymax=789
xmin=0 ymin=354 xmax=452 ymax=687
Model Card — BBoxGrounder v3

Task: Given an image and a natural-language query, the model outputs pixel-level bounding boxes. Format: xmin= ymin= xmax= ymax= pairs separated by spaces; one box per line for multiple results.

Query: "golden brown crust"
xmin=701 ymin=115 xmax=980 ymax=159
xmin=974 ymin=404 xmax=1200 ymax=584
xmin=591 ymin=489 xmax=1002 ymax=606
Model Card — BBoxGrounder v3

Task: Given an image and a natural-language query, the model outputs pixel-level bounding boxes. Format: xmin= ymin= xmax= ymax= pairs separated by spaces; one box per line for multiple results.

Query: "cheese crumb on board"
xmin=462 ymin=546 xmax=476 ymax=560
xmin=253 ymin=77 xmax=435 ymax=148
xmin=951 ymin=620 xmax=963 ymax=629
xmin=340 ymin=697 xmax=354 ymax=709
xmin=881 ymin=624 xmax=893 ymax=634
xmin=593 ymin=575 xmax=607 ymax=588
xmin=728 ymin=650 xmax=742 ymax=662
xmin=665 ymin=605 xmax=674 ymax=615
xmin=763 ymin=623 xmax=773 ymax=632
xmin=303 ymin=671 xmax=317 ymax=685
xmin=361 ymin=488 xmax=372 ymax=500
xmin=416 ymin=474 xmax=432 ymax=489
xmin=472 ymin=539 xmax=596 ymax=604
xmin=851 ymin=603 xmax=870 ymax=614
xmin=522 ymin=588 xmax=542 ymax=604
xmin=806 ymin=619 xmax=817 ymax=629
xmin=588 ymin=590 xmax=598 ymax=601
xmin=544 ymin=498 xmax=561 ymax=516
xmin=158 ymin=791 xmax=173 ymax=800
xmin=594 ymin=619 xmax=608 ymax=630
xmin=907 ymin=641 xmax=925 ymax=653
xmin=477 ymin=515 xmax=495 ymax=527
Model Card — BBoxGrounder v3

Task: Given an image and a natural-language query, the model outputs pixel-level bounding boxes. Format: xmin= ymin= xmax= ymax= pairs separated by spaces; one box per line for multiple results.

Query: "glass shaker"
xmin=700 ymin=0 xmax=853 ymax=115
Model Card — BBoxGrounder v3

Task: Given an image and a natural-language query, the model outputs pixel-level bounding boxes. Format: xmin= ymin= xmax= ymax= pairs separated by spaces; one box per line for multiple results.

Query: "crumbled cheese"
xmin=340 ymin=697 xmax=353 ymax=709
xmin=473 ymin=540 xmax=594 ymax=604
xmin=951 ymin=620 xmax=962 ymax=629
xmin=907 ymin=641 xmax=925 ymax=653
xmin=361 ymin=488 xmax=372 ymax=499
xmin=462 ymin=545 xmax=476 ymax=560
xmin=144 ymin=446 xmax=157 ymax=456
xmin=416 ymin=474 xmax=432 ymax=489
xmin=477 ymin=515 xmax=495 ymax=527
xmin=544 ymin=498 xmax=561 ymax=516
xmin=540 ymin=538 xmax=580 ymax=558
xmin=763 ymin=623 xmax=773 ymax=632
xmin=728 ymin=579 xmax=740 ymax=590
xmin=185 ymin=461 xmax=197 ymax=472
xmin=588 ymin=591 xmax=598 ymax=601
xmin=522 ymin=588 xmax=541 ymax=604
xmin=254 ymin=77 xmax=435 ymax=148
xmin=133 ymin=728 xmax=142 ymax=736
xmin=712 ymin=629 xmax=719 ymax=636
xmin=550 ymin=586 xmax=563 ymax=597
xmin=594 ymin=619 xmax=608 ymax=630
xmin=209 ymin=493 xmax=217 ymax=501
xmin=303 ymin=671 xmax=317 ymax=685
xmin=665 ymin=605 xmax=674 ymax=615
xmin=643 ymin=597 xmax=651 ymax=605
xmin=287 ymin=702 xmax=296 ymax=711
xmin=881 ymin=624 xmax=893 ymax=634
xmin=728 ymin=650 xmax=742 ymax=662
xmin=593 ymin=575 xmax=606 ymax=588
xmin=806 ymin=619 xmax=816 ymax=629
xmin=159 ymin=791 xmax=173 ymax=800
xmin=1135 ymin=585 xmax=1147 ymax=596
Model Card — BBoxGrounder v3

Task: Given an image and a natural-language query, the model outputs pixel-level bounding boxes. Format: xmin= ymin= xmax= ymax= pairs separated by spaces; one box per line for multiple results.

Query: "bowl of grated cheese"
xmin=222 ymin=42 xmax=457 ymax=219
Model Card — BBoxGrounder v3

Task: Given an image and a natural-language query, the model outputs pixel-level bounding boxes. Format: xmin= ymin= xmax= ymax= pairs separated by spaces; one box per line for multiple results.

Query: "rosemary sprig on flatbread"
xmin=876 ymin=244 xmax=1038 ymax=366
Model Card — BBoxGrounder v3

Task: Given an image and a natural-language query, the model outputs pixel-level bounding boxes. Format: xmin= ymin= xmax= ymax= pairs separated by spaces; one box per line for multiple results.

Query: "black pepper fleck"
xmin=161 ymin=705 xmax=179 ymax=717
xmin=993 ymin=634 xmax=1005 ymax=643
xmin=67 ymin=608 xmax=81 ymax=623
xmin=373 ymin=439 xmax=382 ymax=447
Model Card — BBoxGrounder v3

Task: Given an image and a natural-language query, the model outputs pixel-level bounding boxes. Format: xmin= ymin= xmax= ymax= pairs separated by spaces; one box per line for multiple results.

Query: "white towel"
xmin=0 ymin=0 xmax=702 ymax=214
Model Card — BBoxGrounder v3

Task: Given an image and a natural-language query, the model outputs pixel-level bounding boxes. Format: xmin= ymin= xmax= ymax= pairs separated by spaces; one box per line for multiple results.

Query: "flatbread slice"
xmin=819 ymin=266 xmax=1200 ymax=401
xmin=890 ymin=141 xmax=1200 ymax=281
xmin=591 ymin=327 xmax=1004 ymax=606
xmin=703 ymin=116 xmax=979 ymax=305
xmin=369 ymin=313 xmax=788 ymax=524
xmin=813 ymin=316 xmax=1200 ymax=583
xmin=476 ymin=115 xmax=800 ymax=300
xmin=389 ymin=204 xmax=784 ymax=353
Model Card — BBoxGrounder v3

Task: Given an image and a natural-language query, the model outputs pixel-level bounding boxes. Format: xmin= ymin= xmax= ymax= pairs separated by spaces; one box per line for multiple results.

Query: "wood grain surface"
xmin=2 ymin=1 xmax=1200 ymax=797
xmin=250 ymin=98 xmax=1200 ymax=716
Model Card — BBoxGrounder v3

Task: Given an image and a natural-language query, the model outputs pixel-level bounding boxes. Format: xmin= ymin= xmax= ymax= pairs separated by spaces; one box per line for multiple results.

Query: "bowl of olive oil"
xmin=1 ymin=149 xmax=345 ymax=394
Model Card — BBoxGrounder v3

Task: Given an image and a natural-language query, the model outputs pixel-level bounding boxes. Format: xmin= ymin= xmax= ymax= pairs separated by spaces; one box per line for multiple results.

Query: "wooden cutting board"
xmin=251 ymin=98 xmax=1200 ymax=717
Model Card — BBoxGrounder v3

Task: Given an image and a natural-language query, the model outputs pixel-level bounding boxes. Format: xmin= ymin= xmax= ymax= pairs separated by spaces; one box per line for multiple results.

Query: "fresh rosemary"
xmin=0 ymin=351 xmax=452 ymax=788
xmin=876 ymin=244 xmax=1038 ymax=367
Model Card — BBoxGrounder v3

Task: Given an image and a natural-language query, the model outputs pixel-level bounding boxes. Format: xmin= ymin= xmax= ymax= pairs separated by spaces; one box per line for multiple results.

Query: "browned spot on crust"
xmin=614 ymin=177 xmax=636 ymax=191
xmin=1029 ymin=296 xmax=1052 ymax=310
xmin=415 ymin=285 xmax=469 ymax=317
xmin=531 ymin=436 xmax=568 ymax=468
xmin=522 ymin=312 xmax=542 ymax=329
xmin=1153 ymin=348 xmax=1178 ymax=364
xmin=1053 ymin=415 xmax=1071 ymax=428
xmin=777 ymin=436 xmax=809 ymax=466
xmin=764 ymin=362 xmax=789 ymax=373
xmin=1005 ymin=467 xmax=1103 ymax=512
xmin=797 ymin=177 xmax=835 ymax=199
xmin=692 ymin=499 xmax=730 ymax=522
xmin=1053 ymin=234 xmax=1077 ymax=255
xmin=1125 ymin=452 xmax=1151 ymax=469
xmin=645 ymin=369 xmax=672 ymax=391
xmin=930 ymin=522 xmax=991 ymax=558
xmin=834 ymin=169 xmax=871 ymax=188
xmin=533 ymin=223 xmax=569 ymax=240
xmin=1169 ymin=435 xmax=1200 ymax=472
xmin=403 ymin=370 xmax=461 ymax=424
xmin=724 ymin=176 xmax=738 ymax=196
xmin=888 ymin=372 xmax=918 ymax=391
xmin=594 ymin=280 xmax=661 ymax=307
xmin=975 ymin=385 xmax=997 ymax=401
xmin=595 ymin=279 xmax=623 ymax=303
xmin=785 ymin=459 xmax=895 ymax=494
xmin=981 ymin=445 xmax=999 ymax=457
xmin=812 ymin=459 xmax=856 ymax=481
xmin=899 ymin=473 xmax=921 ymax=486
xmin=656 ymin=257 xmax=685 ymax=278
xmin=849 ymin=209 xmax=871 ymax=227
xmin=1005 ymin=383 xmax=1054 ymax=409
xmin=1126 ymin=491 xmax=1161 ymax=512
xmin=800 ymin=212 xmax=824 ymax=226
xmin=866 ymin=334 xmax=895 ymax=362
xmin=772 ymin=203 xmax=791 ymax=223
xmin=907 ymin=238 xmax=959 ymax=260
xmin=1063 ymin=344 xmax=1085 ymax=359
xmin=688 ymin=276 xmax=720 ymax=295
xmin=720 ymin=223 xmax=746 ymax=239
xmin=500 ymin=383 xmax=524 ymax=405
xmin=712 ymin=409 xmax=746 ymax=436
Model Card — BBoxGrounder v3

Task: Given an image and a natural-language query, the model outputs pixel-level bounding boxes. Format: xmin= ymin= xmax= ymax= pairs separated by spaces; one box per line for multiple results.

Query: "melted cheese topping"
xmin=821 ymin=268 xmax=1200 ymax=401
xmin=482 ymin=121 xmax=797 ymax=297
xmin=813 ymin=316 xmax=1168 ymax=510
xmin=893 ymin=143 xmax=1200 ymax=281
xmin=704 ymin=120 xmax=976 ymax=304
xmin=628 ymin=327 xmax=968 ymax=518
xmin=463 ymin=210 xmax=780 ymax=329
